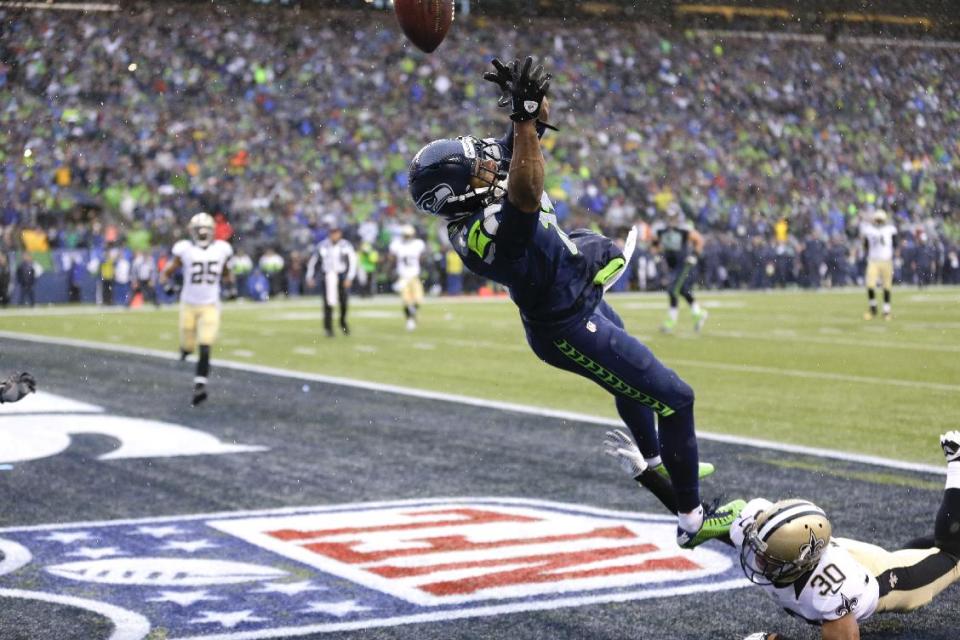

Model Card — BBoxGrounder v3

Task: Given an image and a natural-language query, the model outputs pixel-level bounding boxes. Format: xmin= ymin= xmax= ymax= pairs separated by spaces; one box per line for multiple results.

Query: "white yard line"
xmin=705 ymin=329 xmax=960 ymax=353
xmin=669 ymin=358 xmax=959 ymax=393
xmin=0 ymin=331 xmax=944 ymax=475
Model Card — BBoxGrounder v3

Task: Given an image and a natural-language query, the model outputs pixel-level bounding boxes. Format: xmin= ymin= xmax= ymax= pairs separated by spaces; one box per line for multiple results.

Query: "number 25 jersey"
xmin=732 ymin=498 xmax=880 ymax=625
xmin=172 ymin=239 xmax=234 ymax=305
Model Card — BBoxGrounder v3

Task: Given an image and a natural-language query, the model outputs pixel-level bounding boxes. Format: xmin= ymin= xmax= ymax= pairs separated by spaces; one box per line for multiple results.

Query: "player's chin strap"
xmin=598 ymin=225 xmax=638 ymax=293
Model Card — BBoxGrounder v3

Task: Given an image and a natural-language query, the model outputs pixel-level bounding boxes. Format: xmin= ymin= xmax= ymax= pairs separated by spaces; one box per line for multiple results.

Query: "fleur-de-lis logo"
xmin=835 ymin=593 xmax=859 ymax=617
xmin=798 ymin=528 xmax=825 ymax=562
xmin=889 ymin=572 xmax=899 ymax=589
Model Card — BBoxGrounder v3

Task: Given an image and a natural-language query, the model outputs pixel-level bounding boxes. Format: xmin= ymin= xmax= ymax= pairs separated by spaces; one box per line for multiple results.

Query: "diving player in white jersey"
xmin=603 ymin=429 xmax=960 ymax=640
xmin=860 ymin=209 xmax=898 ymax=320
xmin=159 ymin=212 xmax=234 ymax=406
xmin=389 ymin=224 xmax=427 ymax=331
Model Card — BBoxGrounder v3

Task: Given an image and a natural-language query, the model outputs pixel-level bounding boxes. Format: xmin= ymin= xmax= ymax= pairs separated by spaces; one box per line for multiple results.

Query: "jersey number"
xmin=539 ymin=212 xmax=579 ymax=255
xmin=190 ymin=261 xmax=220 ymax=284
xmin=810 ymin=563 xmax=846 ymax=596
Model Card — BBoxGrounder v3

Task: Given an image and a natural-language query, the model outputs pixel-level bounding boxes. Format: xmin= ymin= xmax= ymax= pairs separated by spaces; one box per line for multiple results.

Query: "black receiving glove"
xmin=484 ymin=56 xmax=552 ymax=124
xmin=0 ymin=371 xmax=36 ymax=404
xmin=482 ymin=58 xmax=514 ymax=108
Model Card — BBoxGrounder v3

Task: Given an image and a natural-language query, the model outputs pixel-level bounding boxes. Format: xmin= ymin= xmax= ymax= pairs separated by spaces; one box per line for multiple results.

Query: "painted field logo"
xmin=0 ymin=498 xmax=746 ymax=639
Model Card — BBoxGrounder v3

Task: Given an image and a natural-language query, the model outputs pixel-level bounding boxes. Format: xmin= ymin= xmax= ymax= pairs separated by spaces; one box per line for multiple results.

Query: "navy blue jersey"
xmin=448 ymin=195 xmax=623 ymax=334
xmin=653 ymin=223 xmax=692 ymax=269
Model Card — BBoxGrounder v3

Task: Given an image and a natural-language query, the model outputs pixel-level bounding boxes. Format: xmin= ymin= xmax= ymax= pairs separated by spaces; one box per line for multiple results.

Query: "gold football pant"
xmin=400 ymin=277 xmax=424 ymax=307
xmin=839 ymin=538 xmax=960 ymax=613
xmin=179 ymin=303 xmax=221 ymax=352
xmin=865 ymin=259 xmax=894 ymax=290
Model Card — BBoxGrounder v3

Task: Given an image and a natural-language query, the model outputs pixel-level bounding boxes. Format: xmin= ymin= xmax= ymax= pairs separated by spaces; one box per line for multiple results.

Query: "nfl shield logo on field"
xmin=0 ymin=498 xmax=746 ymax=638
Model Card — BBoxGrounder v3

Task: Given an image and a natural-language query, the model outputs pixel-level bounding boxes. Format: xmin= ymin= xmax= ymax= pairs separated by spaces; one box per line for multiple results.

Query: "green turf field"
xmin=1 ymin=287 xmax=957 ymax=464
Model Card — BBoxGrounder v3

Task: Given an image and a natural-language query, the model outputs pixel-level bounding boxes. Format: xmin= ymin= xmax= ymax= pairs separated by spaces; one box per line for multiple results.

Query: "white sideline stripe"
xmin=0 ymin=331 xmax=944 ymax=476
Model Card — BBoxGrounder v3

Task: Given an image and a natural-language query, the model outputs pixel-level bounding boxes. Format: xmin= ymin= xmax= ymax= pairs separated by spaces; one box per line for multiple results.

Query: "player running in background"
xmin=604 ymin=429 xmax=960 ymax=640
xmin=860 ymin=209 xmax=897 ymax=321
xmin=389 ymin=224 xmax=427 ymax=331
xmin=159 ymin=213 xmax=234 ymax=406
xmin=408 ymin=55 xmax=739 ymax=549
xmin=651 ymin=204 xmax=707 ymax=333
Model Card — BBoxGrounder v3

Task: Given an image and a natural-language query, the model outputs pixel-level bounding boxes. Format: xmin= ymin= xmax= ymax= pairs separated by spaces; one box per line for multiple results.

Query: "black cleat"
xmin=341 ymin=324 xmax=350 ymax=336
xmin=180 ymin=350 xmax=192 ymax=362
xmin=191 ymin=383 xmax=208 ymax=407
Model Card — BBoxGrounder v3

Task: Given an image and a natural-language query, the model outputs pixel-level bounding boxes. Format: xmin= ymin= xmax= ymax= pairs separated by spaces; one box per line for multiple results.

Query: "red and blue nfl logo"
xmin=0 ymin=498 xmax=747 ymax=638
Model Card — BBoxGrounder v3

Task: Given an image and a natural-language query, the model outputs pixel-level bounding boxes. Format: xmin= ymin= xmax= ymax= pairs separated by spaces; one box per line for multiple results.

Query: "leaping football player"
xmin=408 ymin=56 xmax=741 ymax=549
xmin=159 ymin=212 xmax=234 ymax=406
xmin=651 ymin=204 xmax=707 ymax=333
xmin=605 ymin=428 xmax=960 ymax=640
xmin=389 ymin=224 xmax=427 ymax=331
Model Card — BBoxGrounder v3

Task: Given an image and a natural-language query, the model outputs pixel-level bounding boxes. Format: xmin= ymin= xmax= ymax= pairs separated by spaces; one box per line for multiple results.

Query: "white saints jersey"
xmin=172 ymin=239 xmax=233 ymax=305
xmin=390 ymin=237 xmax=426 ymax=281
xmin=732 ymin=498 xmax=880 ymax=625
xmin=861 ymin=223 xmax=897 ymax=262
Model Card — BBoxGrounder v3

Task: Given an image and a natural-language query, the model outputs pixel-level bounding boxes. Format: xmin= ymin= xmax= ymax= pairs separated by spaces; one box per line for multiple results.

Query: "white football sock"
xmin=946 ymin=462 xmax=960 ymax=490
xmin=678 ymin=505 xmax=704 ymax=532
xmin=668 ymin=308 xmax=679 ymax=323
xmin=645 ymin=455 xmax=663 ymax=468
xmin=691 ymin=301 xmax=702 ymax=315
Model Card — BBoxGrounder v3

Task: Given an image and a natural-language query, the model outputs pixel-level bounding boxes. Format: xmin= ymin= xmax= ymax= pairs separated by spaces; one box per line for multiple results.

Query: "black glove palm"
xmin=483 ymin=56 xmax=552 ymax=123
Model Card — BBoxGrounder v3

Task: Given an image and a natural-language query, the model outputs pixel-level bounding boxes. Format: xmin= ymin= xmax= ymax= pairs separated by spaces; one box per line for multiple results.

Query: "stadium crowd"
xmin=1 ymin=4 xmax=959 ymax=302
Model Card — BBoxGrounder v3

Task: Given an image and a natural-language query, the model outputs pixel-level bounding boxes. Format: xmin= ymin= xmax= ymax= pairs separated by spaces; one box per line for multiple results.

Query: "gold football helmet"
xmin=189 ymin=212 xmax=215 ymax=248
xmin=740 ymin=499 xmax=832 ymax=586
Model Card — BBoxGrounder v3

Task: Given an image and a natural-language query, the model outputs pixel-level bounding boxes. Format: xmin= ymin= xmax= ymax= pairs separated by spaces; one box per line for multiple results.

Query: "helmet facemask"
xmin=409 ymin=136 xmax=508 ymax=221
xmin=739 ymin=500 xmax=831 ymax=586
xmin=189 ymin=212 xmax=215 ymax=248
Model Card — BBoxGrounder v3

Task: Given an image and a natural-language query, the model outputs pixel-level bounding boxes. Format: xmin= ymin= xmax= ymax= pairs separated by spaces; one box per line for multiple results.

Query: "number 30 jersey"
xmin=732 ymin=498 xmax=880 ymax=625
xmin=172 ymin=239 xmax=234 ymax=305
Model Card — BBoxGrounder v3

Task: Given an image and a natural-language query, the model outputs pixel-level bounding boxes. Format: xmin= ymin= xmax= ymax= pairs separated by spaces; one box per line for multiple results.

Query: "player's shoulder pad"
xmin=214 ymin=240 xmax=234 ymax=256
xmin=172 ymin=239 xmax=191 ymax=257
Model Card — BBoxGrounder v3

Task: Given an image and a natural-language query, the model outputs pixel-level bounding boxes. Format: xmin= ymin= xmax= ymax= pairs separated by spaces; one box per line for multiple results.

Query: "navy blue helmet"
xmin=409 ymin=136 xmax=507 ymax=220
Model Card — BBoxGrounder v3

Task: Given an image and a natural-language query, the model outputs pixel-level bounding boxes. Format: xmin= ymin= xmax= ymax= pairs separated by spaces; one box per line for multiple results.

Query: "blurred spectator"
xmin=67 ymin=258 xmax=85 ymax=303
xmin=0 ymin=255 xmax=10 ymax=308
xmin=15 ymin=253 xmax=36 ymax=307
xmin=99 ymin=251 xmax=116 ymax=306
xmin=114 ymin=250 xmax=132 ymax=305
xmin=131 ymin=251 xmax=158 ymax=307
xmin=229 ymin=250 xmax=254 ymax=297
xmin=258 ymin=248 xmax=285 ymax=298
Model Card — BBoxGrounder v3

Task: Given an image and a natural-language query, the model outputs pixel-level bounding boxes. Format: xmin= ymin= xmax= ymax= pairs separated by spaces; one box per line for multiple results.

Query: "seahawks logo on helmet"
xmin=415 ymin=183 xmax=455 ymax=215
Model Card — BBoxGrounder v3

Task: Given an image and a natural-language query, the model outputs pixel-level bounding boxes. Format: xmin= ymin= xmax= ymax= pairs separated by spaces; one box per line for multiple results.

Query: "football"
xmin=394 ymin=0 xmax=454 ymax=53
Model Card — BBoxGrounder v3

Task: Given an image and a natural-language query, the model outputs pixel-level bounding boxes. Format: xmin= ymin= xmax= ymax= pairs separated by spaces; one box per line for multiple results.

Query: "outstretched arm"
xmin=484 ymin=56 xmax=551 ymax=215
xmin=507 ymin=119 xmax=544 ymax=214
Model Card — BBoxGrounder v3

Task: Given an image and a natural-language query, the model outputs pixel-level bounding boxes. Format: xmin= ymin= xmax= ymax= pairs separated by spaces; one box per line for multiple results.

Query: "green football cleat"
xmin=693 ymin=309 xmax=709 ymax=333
xmin=660 ymin=317 xmax=677 ymax=334
xmin=653 ymin=462 xmax=716 ymax=480
xmin=677 ymin=498 xmax=747 ymax=549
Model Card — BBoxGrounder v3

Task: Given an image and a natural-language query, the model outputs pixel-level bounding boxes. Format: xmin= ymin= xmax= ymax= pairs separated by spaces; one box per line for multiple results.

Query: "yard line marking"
xmin=0 ymin=331 xmax=945 ymax=475
xmin=292 ymin=346 xmax=317 ymax=356
xmin=706 ymin=329 xmax=960 ymax=353
xmin=669 ymin=359 xmax=959 ymax=393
